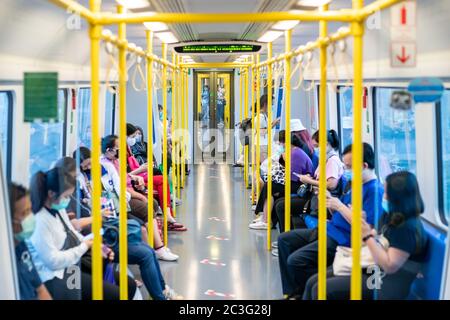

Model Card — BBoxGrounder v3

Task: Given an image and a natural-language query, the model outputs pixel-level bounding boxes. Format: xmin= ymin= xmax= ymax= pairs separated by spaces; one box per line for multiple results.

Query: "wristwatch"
xmin=362 ymin=234 xmax=374 ymax=243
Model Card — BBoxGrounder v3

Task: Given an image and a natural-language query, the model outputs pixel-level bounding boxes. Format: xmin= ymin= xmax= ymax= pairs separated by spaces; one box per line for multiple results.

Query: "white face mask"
xmin=127 ymin=137 xmax=136 ymax=147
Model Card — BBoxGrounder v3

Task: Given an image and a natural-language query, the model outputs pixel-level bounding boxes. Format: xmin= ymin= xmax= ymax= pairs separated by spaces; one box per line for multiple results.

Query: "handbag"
xmin=332 ymin=236 xmax=390 ymax=276
xmin=102 ymin=217 xmax=143 ymax=248
xmin=262 ymin=161 xmax=286 ymax=185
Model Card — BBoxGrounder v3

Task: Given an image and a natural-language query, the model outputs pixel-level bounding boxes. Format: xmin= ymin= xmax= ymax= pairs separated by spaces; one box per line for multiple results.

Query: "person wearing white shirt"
xmin=28 ymin=167 xmax=136 ymax=300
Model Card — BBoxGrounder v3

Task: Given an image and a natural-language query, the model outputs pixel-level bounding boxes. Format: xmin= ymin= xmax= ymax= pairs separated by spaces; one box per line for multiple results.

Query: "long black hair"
xmin=385 ymin=171 xmax=424 ymax=226
xmin=73 ymin=147 xmax=91 ymax=163
xmin=29 ymin=167 xmax=76 ymax=213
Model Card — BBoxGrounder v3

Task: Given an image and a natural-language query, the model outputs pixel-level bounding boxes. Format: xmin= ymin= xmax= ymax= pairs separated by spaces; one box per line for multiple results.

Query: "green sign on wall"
xmin=24 ymin=72 xmax=58 ymax=122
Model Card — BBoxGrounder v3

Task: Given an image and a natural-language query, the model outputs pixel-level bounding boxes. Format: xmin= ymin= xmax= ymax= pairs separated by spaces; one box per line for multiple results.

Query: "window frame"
xmin=0 ymin=91 xmax=13 ymax=182
xmin=436 ymin=90 xmax=450 ymax=226
xmin=336 ymin=85 xmax=353 ymax=154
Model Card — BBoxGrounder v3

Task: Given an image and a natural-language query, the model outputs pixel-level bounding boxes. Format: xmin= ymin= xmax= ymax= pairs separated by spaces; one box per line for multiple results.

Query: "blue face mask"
xmin=314 ymin=147 xmax=319 ymax=154
xmin=382 ymin=198 xmax=390 ymax=213
xmin=279 ymin=145 xmax=285 ymax=154
xmin=51 ymin=197 xmax=71 ymax=211
xmin=14 ymin=214 xmax=36 ymax=242
xmin=135 ymin=134 xmax=142 ymax=143
xmin=343 ymin=169 xmax=352 ymax=181
xmin=159 ymin=112 xmax=163 ymax=121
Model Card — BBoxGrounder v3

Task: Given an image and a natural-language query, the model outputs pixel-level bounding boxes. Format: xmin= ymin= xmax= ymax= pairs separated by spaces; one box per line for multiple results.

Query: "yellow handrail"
xmin=117 ymin=4 xmax=129 ymax=300
xmin=89 ymin=0 xmax=103 ymax=300
xmin=350 ymin=0 xmax=365 ymax=301
xmin=162 ymin=43 xmax=169 ymax=246
xmin=266 ymin=42 xmax=273 ymax=251
xmin=244 ymin=60 xmax=249 ymax=188
xmin=250 ymin=55 xmax=255 ymax=204
xmin=146 ymin=30 xmax=154 ymax=248
xmin=256 ymin=54 xmax=261 ymax=204
xmin=171 ymin=52 xmax=177 ymax=219
xmin=284 ymin=29 xmax=292 ymax=233
xmin=317 ymin=4 xmax=329 ymax=301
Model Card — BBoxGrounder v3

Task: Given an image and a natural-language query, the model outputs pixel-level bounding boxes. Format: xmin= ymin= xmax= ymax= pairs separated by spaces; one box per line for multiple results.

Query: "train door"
xmin=193 ymin=71 xmax=234 ymax=164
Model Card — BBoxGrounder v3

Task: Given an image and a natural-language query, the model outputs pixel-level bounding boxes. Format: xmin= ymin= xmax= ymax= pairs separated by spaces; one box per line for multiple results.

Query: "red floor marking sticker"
xmin=200 ymin=259 xmax=226 ymax=267
xmin=208 ymin=217 xmax=226 ymax=222
xmin=206 ymin=235 xmax=229 ymax=241
xmin=204 ymin=290 xmax=235 ymax=298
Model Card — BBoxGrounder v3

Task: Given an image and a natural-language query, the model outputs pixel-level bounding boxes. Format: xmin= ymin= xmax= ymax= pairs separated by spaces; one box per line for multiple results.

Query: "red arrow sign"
xmin=396 ymin=46 xmax=410 ymax=63
xmin=400 ymin=5 xmax=407 ymax=25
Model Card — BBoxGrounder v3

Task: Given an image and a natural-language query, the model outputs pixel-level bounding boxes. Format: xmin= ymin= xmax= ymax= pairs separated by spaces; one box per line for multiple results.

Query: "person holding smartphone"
xmin=249 ymin=130 xmax=313 ymax=230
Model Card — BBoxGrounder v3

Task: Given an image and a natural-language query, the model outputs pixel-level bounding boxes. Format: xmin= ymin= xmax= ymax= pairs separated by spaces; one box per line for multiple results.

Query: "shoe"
xmin=232 ymin=163 xmax=244 ymax=167
xmin=251 ymin=204 xmax=257 ymax=211
xmin=163 ymin=285 xmax=183 ymax=300
xmin=252 ymin=215 xmax=262 ymax=223
xmin=272 ymin=241 xmax=278 ymax=249
xmin=156 ymin=247 xmax=179 ymax=261
xmin=249 ymin=221 xmax=268 ymax=230
xmin=271 ymin=248 xmax=278 ymax=257
xmin=168 ymin=222 xmax=187 ymax=231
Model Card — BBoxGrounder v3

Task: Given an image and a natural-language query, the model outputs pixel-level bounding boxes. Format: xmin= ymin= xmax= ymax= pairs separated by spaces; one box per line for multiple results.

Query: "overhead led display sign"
xmin=174 ymin=44 xmax=262 ymax=54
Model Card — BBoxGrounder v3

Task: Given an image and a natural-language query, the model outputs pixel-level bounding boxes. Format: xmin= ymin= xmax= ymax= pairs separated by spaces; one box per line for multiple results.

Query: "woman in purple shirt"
xmin=250 ymin=130 xmax=313 ymax=230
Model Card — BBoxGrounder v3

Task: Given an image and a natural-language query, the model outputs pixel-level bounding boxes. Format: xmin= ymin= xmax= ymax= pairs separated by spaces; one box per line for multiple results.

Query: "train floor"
xmin=132 ymin=163 xmax=283 ymax=300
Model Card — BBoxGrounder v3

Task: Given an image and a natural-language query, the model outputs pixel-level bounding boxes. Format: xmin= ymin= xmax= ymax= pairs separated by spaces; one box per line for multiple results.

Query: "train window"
xmin=337 ymin=86 xmax=353 ymax=150
xmin=374 ymin=87 xmax=417 ymax=182
xmin=438 ymin=89 xmax=450 ymax=225
xmin=0 ymin=91 xmax=13 ymax=180
xmin=77 ymin=88 xmax=91 ymax=147
xmin=29 ymin=89 xmax=67 ymax=176
xmin=104 ymin=89 xmax=116 ymax=135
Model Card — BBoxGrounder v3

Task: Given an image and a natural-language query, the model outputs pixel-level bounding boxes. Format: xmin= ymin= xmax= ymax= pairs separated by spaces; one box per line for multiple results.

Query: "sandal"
xmin=168 ymin=222 xmax=187 ymax=231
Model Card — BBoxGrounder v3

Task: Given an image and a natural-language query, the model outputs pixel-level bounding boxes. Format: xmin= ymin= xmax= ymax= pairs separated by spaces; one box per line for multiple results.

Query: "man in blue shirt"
xmin=10 ymin=183 xmax=52 ymax=300
xmin=277 ymin=143 xmax=383 ymax=298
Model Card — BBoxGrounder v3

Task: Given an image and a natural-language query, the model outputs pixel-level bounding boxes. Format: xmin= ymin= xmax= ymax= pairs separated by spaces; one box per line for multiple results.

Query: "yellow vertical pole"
xmin=89 ymin=0 xmax=103 ymax=300
xmin=177 ymin=60 xmax=183 ymax=197
xmin=146 ymin=30 xmax=154 ymax=247
xmin=266 ymin=42 xmax=273 ymax=251
xmin=244 ymin=63 xmax=249 ymax=188
xmin=181 ymin=67 xmax=186 ymax=188
xmin=171 ymin=52 xmax=177 ymax=219
xmin=184 ymin=69 xmax=190 ymax=176
xmin=284 ymin=29 xmax=292 ymax=232
xmin=117 ymin=4 xmax=128 ymax=300
xmin=250 ymin=56 xmax=255 ymax=203
xmin=318 ymin=4 xmax=329 ymax=300
xmin=351 ymin=0 xmax=364 ymax=301
xmin=162 ymin=43 xmax=169 ymax=245
xmin=239 ymin=68 xmax=243 ymax=162
xmin=256 ymin=54 xmax=261 ymax=202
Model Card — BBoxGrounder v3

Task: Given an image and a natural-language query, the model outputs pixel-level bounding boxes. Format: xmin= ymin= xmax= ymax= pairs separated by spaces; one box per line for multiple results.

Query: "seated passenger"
xmin=291 ymin=119 xmax=318 ymax=171
xmin=101 ymin=134 xmax=186 ymax=231
xmin=9 ymin=183 xmax=52 ymax=300
xmin=127 ymin=123 xmax=182 ymax=207
xmin=28 ymin=168 xmax=137 ymax=300
xmin=71 ymin=147 xmax=179 ymax=262
xmin=303 ymin=171 xmax=428 ymax=300
xmin=250 ymin=130 xmax=313 ymax=230
xmin=272 ymin=130 xmax=344 ymax=254
xmin=277 ymin=143 xmax=383 ymax=299
xmin=131 ymin=125 xmax=148 ymax=166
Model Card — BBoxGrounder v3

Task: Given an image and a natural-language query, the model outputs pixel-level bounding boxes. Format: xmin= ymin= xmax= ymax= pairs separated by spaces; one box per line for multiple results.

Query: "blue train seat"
xmin=408 ymin=221 xmax=446 ymax=300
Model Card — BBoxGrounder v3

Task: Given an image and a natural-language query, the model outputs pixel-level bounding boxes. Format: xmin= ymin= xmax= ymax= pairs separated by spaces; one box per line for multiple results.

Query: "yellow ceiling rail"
xmin=49 ymin=0 xmax=404 ymax=25
xmin=180 ymin=63 xmax=251 ymax=68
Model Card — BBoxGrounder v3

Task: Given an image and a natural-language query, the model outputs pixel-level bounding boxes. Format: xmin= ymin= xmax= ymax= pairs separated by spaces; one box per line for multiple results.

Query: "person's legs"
xmin=308 ymin=271 xmax=371 ymax=300
xmin=277 ymin=228 xmax=317 ymax=296
xmin=274 ymin=196 xmax=308 ymax=233
xmin=254 ymin=183 xmax=268 ymax=215
xmin=153 ymin=175 xmax=174 ymax=216
xmin=285 ymin=234 xmax=338 ymax=297
xmin=81 ymin=270 xmax=137 ymax=300
xmin=127 ymin=244 xmax=166 ymax=300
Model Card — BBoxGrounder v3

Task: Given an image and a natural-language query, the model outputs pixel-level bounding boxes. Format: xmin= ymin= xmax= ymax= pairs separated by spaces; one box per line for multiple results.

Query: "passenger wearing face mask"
xmin=130 ymin=126 xmax=148 ymax=166
xmin=28 ymin=168 xmax=137 ymax=300
xmin=9 ymin=183 xmax=52 ymax=300
xmin=271 ymin=130 xmax=345 ymax=247
xmin=277 ymin=143 xmax=384 ymax=299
